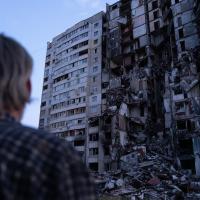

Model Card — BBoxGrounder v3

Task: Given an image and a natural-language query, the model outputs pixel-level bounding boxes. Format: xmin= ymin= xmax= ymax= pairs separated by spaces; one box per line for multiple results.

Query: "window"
xmin=92 ymin=96 xmax=97 ymax=102
xmin=39 ymin=119 xmax=44 ymax=127
xmin=180 ymin=41 xmax=185 ymax=51
xmin=104 ymin=147 xmax=110 ymax=155
xmin=79 ymin=68 xmax=85 ymax=74
xmin=92 ymin=87 xmax=98 ymax=93
xmin=74 ymin=140 xmax=85 ymax=146
xmin=175 ymin=102 xmax=185 ymax=113
xmin=177 ymin=120 xmax=186 ymax=130
xmin=44 ymin=69 xmax=49 ymax=76
xmin=154 ymin=21 xmax=160 ymax=30
xmin=175 ymin=0 xmax=179 ymax=3
xmin=94 ymin=48 xmax=97 ymax=54
xmin=78 ymin=119 xmax=83 ymax=124
xmin=90 ymin=105 xmax=98 ymax=113
xmin=44 ymin=77 xmax=48 ymax=82
xmin=94 ymin=57 xmax=98 ymax=63
xmin=79 ymin=86 xmax=85 ymax=92
xmin=102 ymin=82 xmax=109 ymax=89
xmin=102 ymin=93 xmax=107 ymax=99
xmin=45 ymin=61 xmax=50 ymax=67
xmin=41 ymin=102 xmax=46 ymax=107
xmin=93 ymin=66 xmax=98 ymax=72
xmin=43 ymin=85 xmax=48 ymax=90
xmin=153 ymin=10 xmax=159 ymax=19
xmin=178 ymin=28 xmax=184 ymax=39
xmin=112 ymin=5 xmax=117 ymax=10
xmin=89 ymin=133 xmax=99 ymax=141
xmin=94 ymin=39 xmax=98 ymax=45
xmin=89 ymin=162 xmax=98 ymax=171
xmin=177 ymin=17 xmax=182 ymax=27
xmin=93 ymin=76 xmax=96 ymax=82
xmin=94 ymin=22 xmax=99 ymax=28
xmin=54 ymin=74 xmax=68 ymax=84
xmin=79 ymin=49 xmax=88 ymax=56
xmin=89 ymin=148 xmax=98 ymax=156
xmin=140 ymin=105 xmax=144 ymax=117
xmin=94 ymin=31 xmax=98 ymax=36
xmin=152 ymin=1 xmax=158 ymax=9
xmin=40 ymin=110 xmax=45 ymax=116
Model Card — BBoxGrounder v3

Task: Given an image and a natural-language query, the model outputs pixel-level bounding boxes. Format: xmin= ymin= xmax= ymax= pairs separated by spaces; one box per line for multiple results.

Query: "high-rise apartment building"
xmin=39 ymin=12 xmax=105 ymax=161
xmin=40 ymin=0 xmax=200 ymax=174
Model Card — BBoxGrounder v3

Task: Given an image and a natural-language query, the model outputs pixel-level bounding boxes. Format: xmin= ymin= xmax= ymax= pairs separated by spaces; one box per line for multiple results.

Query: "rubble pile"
xmin=95 ymin=137 xmax=200 ymax=200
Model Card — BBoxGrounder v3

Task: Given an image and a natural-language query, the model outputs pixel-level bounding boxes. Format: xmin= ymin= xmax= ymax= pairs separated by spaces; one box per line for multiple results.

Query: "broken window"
xmin=175 ymin=102 xmax=185 ymax=113
xmin=102 ymin=93 xmax=106 ymax=99
xmin=140 ymin=105 xmax=145 ymax=117
xmin=102 ymin=82 xmax=109 ymax=89
xmin=178 ymin=28 xmax=184 ymax=39
xmin=154 ymin=21 xmax=160 ymax=30
xmin=139 ymin=80 xmax=143 ymax=90
xmin=68 ymin=130 xmax=74 ymax=137
xmin=104 ymin=147 xmax=110 ymax=155
xmin=174 ymin=85 xmax=183 ymax=95
xmin=112 ymin=4 xmax=117 ymax=10
xmin=152 ymin=1 xmax=158 ymax=9
xmin=153 ymin=10 xmax=159 ymax=19
xmin=104 ymin=163 xmax=111 ymax=171
xmin=177 ymin=120 xmax=186 ymax=130
xmin=180 ymin=40 xmax=186 ymax=51
xmin=89 ymin=118 xmax=99 ymax=127
xmin=105 ymin=132 xmax=111 ymax=140
xmin=89 ymin=162 xmax=98 ymax=171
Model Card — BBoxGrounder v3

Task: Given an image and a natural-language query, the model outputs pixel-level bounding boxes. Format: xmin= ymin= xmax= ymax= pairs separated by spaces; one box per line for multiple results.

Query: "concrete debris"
xmin=95 ymin=135 xmax=200 ymax=199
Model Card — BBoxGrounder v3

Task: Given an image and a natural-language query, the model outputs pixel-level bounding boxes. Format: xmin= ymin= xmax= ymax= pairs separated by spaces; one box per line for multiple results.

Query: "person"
xmin=0 ymin=34 xmax=96 ymax=200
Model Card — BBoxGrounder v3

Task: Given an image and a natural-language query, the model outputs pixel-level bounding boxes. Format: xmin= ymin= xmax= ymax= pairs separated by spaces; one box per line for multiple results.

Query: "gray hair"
xmin=0 ymin=34 xmax=33 ymax=114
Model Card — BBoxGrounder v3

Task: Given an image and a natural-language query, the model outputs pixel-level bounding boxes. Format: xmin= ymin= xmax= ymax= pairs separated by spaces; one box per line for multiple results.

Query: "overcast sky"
xmin=0 ymin=0 xmax=117 ymax=128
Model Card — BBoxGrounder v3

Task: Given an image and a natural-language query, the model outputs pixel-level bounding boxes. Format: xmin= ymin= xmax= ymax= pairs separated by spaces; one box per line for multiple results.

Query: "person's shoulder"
xmin=8 ymin=122 xmax=76 ymax=156
xmin=21 ymin=124 xmax=74 ymax=150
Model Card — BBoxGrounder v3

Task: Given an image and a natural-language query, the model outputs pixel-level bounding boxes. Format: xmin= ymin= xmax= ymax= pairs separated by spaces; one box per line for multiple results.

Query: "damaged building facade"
xmin=100 ymin=0 xmax=200 ymax=175
xmin=39 ymin=0 xmax=200 ymax=176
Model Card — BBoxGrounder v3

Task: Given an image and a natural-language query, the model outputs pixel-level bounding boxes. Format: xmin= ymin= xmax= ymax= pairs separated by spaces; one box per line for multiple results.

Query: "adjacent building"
xmin=39 ymin=12 xmax=105 ymax=161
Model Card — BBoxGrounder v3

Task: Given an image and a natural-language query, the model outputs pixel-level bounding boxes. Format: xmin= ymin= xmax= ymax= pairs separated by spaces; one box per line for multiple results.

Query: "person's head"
xmin=0 ymin=34 xmax=33 ymax=120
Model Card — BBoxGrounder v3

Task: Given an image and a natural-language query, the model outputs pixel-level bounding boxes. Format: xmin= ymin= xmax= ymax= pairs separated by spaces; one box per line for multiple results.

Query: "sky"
xmin=0 ymin=0 xmax=117 ymax=128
